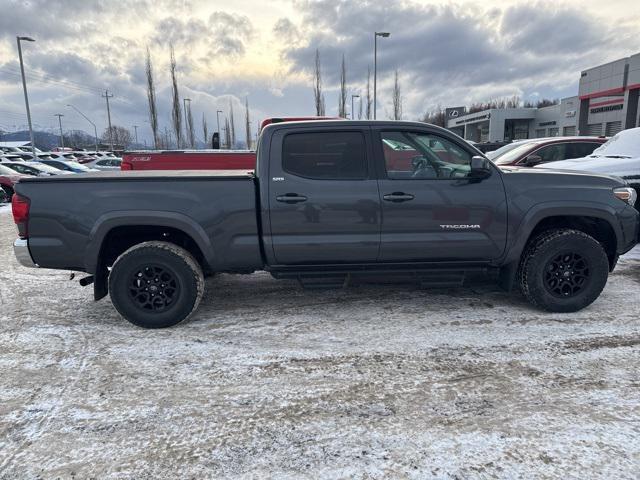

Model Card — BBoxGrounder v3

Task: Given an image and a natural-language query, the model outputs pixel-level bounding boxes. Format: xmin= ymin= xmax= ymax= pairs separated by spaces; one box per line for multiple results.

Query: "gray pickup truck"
xmin=12 ymin=121 xmax=640 ymax=328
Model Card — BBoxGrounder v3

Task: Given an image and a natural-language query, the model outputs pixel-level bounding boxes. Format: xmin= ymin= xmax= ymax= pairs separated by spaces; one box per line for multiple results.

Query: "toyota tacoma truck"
xmin=12 ymin=121 xmax=640 ymax=328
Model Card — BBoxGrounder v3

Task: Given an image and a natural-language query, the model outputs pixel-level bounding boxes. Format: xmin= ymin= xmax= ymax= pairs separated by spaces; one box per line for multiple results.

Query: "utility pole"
xmin=102 ymin=90 xmax=114 ymax=150
xmin=133 ymin=125 xmax=139 ymax=146
xmin=16 ymin=36 xmax=37 ymax=157
xmin=373 ymin=31 xmax=390 ymax=120
xmin=54 ymin=114 xmax=64 ymax=148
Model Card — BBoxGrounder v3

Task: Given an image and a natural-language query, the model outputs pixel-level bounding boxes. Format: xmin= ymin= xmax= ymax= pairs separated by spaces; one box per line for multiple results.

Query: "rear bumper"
xmin=13 ymin=239 xmax=38 ymax=268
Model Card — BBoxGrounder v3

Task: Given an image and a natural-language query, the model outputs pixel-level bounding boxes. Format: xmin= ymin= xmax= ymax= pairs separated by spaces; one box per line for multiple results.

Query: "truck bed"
xmin=15 ymin=170 xmax=262 ymax=273
xmin=18 ymin=169 xmax=255 ymax=182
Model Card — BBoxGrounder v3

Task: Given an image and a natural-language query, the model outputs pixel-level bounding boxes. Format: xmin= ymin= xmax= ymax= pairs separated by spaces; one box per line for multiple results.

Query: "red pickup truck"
xmin=121 ymin=150 xmax=255 ymax=171
xmin=121 ymin=117 xmax=339 ymax=171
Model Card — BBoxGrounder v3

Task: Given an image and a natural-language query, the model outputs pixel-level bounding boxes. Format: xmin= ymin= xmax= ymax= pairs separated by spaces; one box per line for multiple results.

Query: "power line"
xmin=0 ymin=68 xmax=134 ymax=106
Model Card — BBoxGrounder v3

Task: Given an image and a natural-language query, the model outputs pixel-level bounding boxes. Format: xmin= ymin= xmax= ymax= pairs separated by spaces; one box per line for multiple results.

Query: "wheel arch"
xmin=499 ymin=204 xmax=622 ymax=291
xmin=86 ymin=211 xmax=213 ymax=300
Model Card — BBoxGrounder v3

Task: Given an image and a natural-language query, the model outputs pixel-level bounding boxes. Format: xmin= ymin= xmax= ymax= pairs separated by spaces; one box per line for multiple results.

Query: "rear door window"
xmin=566 ymin=142 xmax=603 ymax=159
xmin=282 ymin=132 xmax=367 ymax=180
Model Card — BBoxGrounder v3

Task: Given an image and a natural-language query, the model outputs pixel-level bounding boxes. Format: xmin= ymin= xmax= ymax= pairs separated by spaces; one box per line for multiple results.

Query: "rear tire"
xmin=108 ymin=241 xmax=204 ymax=328
xmin=518 ymin=229 xmax=609 ymax=312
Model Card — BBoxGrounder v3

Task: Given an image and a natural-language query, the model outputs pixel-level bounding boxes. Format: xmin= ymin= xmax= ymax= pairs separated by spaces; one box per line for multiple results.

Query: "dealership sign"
xmin=590 ymin=103 xmax=623 ymax=114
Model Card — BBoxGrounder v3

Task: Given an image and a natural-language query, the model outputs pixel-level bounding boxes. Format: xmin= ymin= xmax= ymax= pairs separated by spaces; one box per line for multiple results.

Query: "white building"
xmin=446 ymin=51 xmax=640 ymax=142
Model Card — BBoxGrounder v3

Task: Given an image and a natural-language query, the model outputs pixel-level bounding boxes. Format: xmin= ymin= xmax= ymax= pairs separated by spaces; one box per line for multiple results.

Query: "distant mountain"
xmin=0 ymin=129 xmax=145 ymax=151
xmin=0 ymin=130 xmax=65 ymax=150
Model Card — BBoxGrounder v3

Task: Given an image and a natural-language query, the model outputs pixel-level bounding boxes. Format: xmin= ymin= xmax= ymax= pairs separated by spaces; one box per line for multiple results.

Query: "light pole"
xmin=373 ymin=31 xmax=390 ymax=120
xmin=54 ymin=114 xmax=64 ymax=149
xmin=16 ymin=36 xmax=36 ymax=157
xmin=351 ymin=94 xmax=360 ymax=120
xmin=183 ymin=98 xmax=191 ymax=148
xmin=66 ymin=104 xmax=98 ymax=152
xmin=133 ymin=125 xmax=139 ymax=146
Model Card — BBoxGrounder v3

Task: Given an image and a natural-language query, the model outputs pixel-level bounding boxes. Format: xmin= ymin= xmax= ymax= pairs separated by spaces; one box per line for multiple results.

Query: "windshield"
xmin=494 ymin=142 xmax=543 ymax=165
xmin=486 ymin=141 xmax=531 ymax=160
xmin=590 ymin=127 xmax=640 ymax=158
xmin=25 ymin=162 xmax=63 ymax=173
xmin=68 ymin=162 xmax=92 ymax=171
xmin=0 ymin=164 xmax=16 ymax=175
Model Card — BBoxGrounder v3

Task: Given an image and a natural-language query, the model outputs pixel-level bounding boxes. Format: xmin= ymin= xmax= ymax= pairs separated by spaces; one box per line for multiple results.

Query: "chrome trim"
xmin=13 ymin=238 xmax=38 ymax=268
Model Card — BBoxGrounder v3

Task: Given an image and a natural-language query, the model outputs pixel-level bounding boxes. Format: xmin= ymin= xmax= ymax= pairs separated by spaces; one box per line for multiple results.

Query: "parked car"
xmin=38 ymin=159 xmax=98 ymax=173
xmin=492 ymin=137 xmax=607 ymax=167
xmin=0 ymin=164 xmax=28 ymax=200
xmin=82 ymin=158 xmax=122 ymax=170
xmin=537 ymin=128 xmax=640 ymax=207
xmin=538 ymin=127 xmax=640 ymax=176
xmin=2 ymin=161 xmax=73 ymax=177
xmin=11 ymin=120 xmax=639 ymax=329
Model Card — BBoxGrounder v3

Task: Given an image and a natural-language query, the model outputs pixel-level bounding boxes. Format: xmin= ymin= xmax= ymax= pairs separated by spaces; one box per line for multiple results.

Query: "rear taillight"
xmin=121 ymin=162 xmax=132 ymax=170
xmin=12 ymin=193 xmax=30 ymax=239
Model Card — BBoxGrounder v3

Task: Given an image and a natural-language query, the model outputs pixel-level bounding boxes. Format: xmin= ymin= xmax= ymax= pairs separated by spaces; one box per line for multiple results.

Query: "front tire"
xmin=518 ymin=229 xmax=609 ymax=312
xmin=108 ymin=241 xmax=204 ymax=328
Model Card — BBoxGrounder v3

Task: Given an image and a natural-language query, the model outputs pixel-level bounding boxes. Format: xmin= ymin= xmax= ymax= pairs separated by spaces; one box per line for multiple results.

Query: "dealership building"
xmin=447 ymin=52 xmax=640 ymax=142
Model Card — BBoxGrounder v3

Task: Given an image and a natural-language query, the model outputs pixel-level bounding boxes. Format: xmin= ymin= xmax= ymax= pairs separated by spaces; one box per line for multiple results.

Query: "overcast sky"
xmin=0 ymin=0 xmax=638 ymax=145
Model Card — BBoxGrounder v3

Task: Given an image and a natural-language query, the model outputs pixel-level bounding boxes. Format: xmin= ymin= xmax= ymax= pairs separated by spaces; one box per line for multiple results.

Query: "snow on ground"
xmin=1 ymin=212 xmax=640 ymax=479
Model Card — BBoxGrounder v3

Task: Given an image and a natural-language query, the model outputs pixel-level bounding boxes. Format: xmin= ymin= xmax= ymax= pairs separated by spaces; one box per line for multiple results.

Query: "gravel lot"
xmin=1 ymin=206 xmax=639 ymax=479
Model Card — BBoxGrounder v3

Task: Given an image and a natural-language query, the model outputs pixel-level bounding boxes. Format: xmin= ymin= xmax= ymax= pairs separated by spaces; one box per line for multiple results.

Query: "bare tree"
xmin=338 ymin=54 xmax=347 ymax=118
xmin=420 ymin=106 xmax=446 ymax=127
xmin=228 ymin=99 xmax=236 ymax=148
xmin=358 ymin=96 xmax=363 ymax=120
xmin=392 ymin=70 xmax=402 ymax=120
xmin=169 ymin=44 xmax=182 ymax=148
xmin=365 ymin=66 xmax=372 ymax=119
xmin=102 ymin=125 xmax=132 ymax=148
xmin=202 ymin=113 xmax=209 ymax=149
xmin=313 ymin=49 xmax=325 ymax=116
xmin=145 ymin=47 xmax=159 ymax=149
xmin=186 ymin=102 xmax=195 ymax=148
xmin=244 ymin=97 xmax=251 ymax=149
xmin=224 ymin=117 xmax=231 ymax=149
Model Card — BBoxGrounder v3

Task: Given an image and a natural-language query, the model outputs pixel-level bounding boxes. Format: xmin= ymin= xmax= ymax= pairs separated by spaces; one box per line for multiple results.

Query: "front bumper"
xmin=13 ymin=239 xmax=38 ymax=268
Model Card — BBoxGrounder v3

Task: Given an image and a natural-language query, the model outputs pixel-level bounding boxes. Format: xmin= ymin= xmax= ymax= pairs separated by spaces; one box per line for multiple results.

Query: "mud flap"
xmin=498 ymin=262 xmax=518 ymax=292
xmin=94 ymin=263 xmax=109 ymax=301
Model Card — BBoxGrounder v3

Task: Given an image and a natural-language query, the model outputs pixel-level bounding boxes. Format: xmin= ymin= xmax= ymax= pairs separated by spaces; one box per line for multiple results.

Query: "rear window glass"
xmin=282 ymin=132 xmax=367 ymax=179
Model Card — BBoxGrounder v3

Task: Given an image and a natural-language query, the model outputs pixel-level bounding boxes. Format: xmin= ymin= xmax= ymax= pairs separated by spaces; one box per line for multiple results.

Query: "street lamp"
xmin=66 ymin=104 xmax=98 ymax=152
xmin=373 ymin=31 xmax=390 ymax=120
xmin=351 ymin=94 xmax=360 ymax=120
xmin=54 ymin=114 xmax=64 ymax=149
xmin=16 ymin=36 xmax=36 ymax=157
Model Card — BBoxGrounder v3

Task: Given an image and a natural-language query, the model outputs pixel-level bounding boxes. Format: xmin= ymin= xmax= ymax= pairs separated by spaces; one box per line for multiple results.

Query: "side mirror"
xmin=523 ymin=154 xmax=542 ymax=167
xmin=470 ymin=155 xmax=491 ymax=178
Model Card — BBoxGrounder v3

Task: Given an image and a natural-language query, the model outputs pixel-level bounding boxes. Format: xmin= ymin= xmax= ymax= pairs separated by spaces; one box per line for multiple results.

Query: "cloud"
xmin=152 ymin=11 xmax=254 ymax=58
xmin=279 ymin=0 xmax=637 ymax=117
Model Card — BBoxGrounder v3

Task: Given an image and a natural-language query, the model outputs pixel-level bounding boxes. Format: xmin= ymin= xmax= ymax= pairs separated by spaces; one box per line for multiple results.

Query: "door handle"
xmin=383 ymin=192 xmax=415 ymax=203
xmin=276 ymin=193 xmax=308 ymax=204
